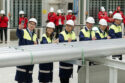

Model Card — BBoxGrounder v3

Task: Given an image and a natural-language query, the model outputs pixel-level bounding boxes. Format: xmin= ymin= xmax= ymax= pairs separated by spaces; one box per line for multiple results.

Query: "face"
xmin=28 ymin=21 xmax=36 ymax=31
xmin=115 ymin=19 xmax=122 ymax=25
xmin=86 ymin=22 xmax=94 ymax=30
xmin=21 ymin=14 xmax=25 ymax=17
xmin=100 ymin=25 xmax=107 ymax=31
xmin=65 ymin=24 xmax=74 ymax=32
xmin=46 ymin=27 xmax=54 ymax=36
xmin=68 ymin=13 xmax=72 ymax=15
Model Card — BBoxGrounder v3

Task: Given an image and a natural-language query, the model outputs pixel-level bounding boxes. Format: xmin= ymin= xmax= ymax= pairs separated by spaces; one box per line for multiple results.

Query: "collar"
xmin=65 ymin=30 xmax=72 ymax=34
xmin=27 ymin=28 xmax=33 ymax=33
xmin=113 ymin=23 xmax=121 ymax=27
xmin=99 ymin=28 xmax=104 ymax=33
xmin=85 ymin=27 xmax=91 ymax=31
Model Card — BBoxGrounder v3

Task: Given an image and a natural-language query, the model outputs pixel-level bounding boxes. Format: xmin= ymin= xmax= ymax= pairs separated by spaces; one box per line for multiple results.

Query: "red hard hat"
xmin=117 ymin=6 xmax=121 ymax=11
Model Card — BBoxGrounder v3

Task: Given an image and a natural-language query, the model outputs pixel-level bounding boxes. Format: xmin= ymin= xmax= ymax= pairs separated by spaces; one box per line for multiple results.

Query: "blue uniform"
xmin=79 ymin=27 xmax=96 ymax=41
xmin=108 ymin=23 xmax=122 ymax=38
xmin=38 ymin=34 xmax=53 ymax=82
xmin=15 ymin=28 xmax=38 ymax=83
xmin=108 ymin=23 xmax=122 ymax=60
xmin=59 ymin=30 xmax=76 ymax=81
xmin=95 ymin=28 xmax=108 ymax=40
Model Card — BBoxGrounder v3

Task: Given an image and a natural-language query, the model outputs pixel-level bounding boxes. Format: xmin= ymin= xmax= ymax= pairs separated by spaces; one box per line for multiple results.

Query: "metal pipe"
xmin=0 ymin=39 xmax=125 ymax=67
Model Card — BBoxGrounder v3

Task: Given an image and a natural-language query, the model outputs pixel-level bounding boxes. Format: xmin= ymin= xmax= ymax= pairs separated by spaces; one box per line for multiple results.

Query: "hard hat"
xmin=92 ymin=27 xmax=99 ymax=31
xmin=68 ymin=10 xmax=72 ymax=13
xmin=29 ymin=18 xmax=37 ymax=24
xmin=99 ymin=19 xmax=107 ymax=26
xmin=101 ymin=6 xmax=105 ymax=12
xmin=0 ymin=10 xmax=5 ymax=14
xmin=66 ymin=20 xmax=74 ymax=26
xmin=50 ymin=7 xmax=54 ymax=12
xmin=86 ymin=17 xmax=95 ymax=24
xmin=46 ymin=22 xmax=55 ymax=29
xmin=57 ymin=9 xmax=62 ymax=14
xmin=109 ymin=11 xmax=113 ymax=14
xmin=113 ymin=13 xmax=123 ymax=20
xmin=19 ymin=11 xmax=25 ymax=15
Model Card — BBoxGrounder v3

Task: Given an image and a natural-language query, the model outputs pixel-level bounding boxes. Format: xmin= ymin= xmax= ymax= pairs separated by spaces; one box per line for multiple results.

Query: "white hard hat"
xmin=50 ymin=7 xmax=54 ymax=12
xmin=46 ymin=22 xmax=55 ymax=29
xmin=57 ymin=9 xmax=62 ymax=14
xmin=86 ymin=17 xmax=95 ymax=24
xmin=113 ymin=13 xmax=123 ymax=20
xmin=19 ymin=11 xmax=25 ymax=15
xmin=66 ymin=20 xmax=74 ymax=26
xmin=101 ymin=6 xmax=105 ymax=12
xmin=99 ymin=19 xmax=107 ymax=26
xmin=0 ymin=10 xmax=5 ymax=14
xmin=29 ymin=18 xmax=37 ymax=24
xmin=92 ymin=27 xmax=99 ymax=31
xmin=109 ymin=11 xmax=113 ymax=14
xmin=68 ymin=10 xmax=72 ymax=13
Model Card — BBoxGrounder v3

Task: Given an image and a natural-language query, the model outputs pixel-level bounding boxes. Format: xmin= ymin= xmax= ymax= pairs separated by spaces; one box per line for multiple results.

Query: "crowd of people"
xmin=0 ymin=6 xmax=124 ymax=83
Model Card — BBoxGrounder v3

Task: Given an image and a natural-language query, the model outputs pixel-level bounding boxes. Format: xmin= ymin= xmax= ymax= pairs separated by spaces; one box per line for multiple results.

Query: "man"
xmin=98 ymin=6 xmax=108 ymax=21
xmin=47 ymin=7 xmax=57 ymax=24
xmin=79 ymin=17 xmax=96 ymax=41
xmin=19 ymin=10 xmax=28 ymax=29
xmin=108 ymin=13 xmax=123 ymax=60
xmin=113 ymin=6 xmax=124 ymax=19
xmin=0 ymin=10 xmax=9 ymax=43
xmin=59 ymin=20 xmax=76 ymax=83
xmin=66 ymin=10 xmax=76 ymax=21
xmin=15 ymin=18 xmax=38 ymax=83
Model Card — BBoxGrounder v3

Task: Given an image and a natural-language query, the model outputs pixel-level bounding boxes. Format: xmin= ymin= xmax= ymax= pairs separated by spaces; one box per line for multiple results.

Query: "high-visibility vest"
xmin=109 ymin=25 xmax=122 ymax=33
xmin=41 ymin=34 xmax=52 ymax=43
xmin=23 ymin=29 xmax=37 ymax=42
xmin=81 ymin=28 xmax=95 ymax=38
xmin=96 ymin=30 xmax=108 ymax=38
xmin=60 ymin=31 xmax=76 ymax=41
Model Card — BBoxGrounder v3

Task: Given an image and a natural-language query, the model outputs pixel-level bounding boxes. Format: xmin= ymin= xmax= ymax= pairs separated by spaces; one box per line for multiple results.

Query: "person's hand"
xmin=68 ymin=38 xmax=72 ymax=42
xmin=18 ymin=24 xmax=24 ymax=30
xmin=53 ymin=39 xmax=59 ymax=43
xmin=92 ymin=37 xmax=96 ymax=40
xmin=107 ymin=36 xmax=111 ymax=39
xmin=34 ymin=41 xmax=37 ymax=45
xmin=123 ymin=36 xmax=125 ymax=38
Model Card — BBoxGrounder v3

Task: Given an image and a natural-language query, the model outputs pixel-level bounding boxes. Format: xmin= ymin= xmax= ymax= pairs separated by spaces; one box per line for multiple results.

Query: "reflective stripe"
xmin=60 ymin=66 xmax=73 ymax=69
xmin=17 ymin=68 xmax=33 ymax=73
xmin=39 ymin=70 xmax=51 ymax=73
xmin=17 ymin=68 xmax=26 ymax=72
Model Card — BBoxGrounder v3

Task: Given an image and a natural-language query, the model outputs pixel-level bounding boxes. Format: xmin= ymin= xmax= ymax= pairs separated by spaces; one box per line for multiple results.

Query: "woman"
xmin=0 ymin=10 xmax=9 ymax=43
xmin=38 ymin=22 xmax=58 ymax=83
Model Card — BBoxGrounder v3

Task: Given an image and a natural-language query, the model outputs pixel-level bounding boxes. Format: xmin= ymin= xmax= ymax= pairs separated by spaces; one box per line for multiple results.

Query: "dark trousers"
xmin=60 ymin=78 xmax=69 ymax=83
xmin=55 ymin=25 xmax=63 ymax=38
xmin=112 ymin=55 xmax=122 ymax=60
xmin=0 ymin=27 xmax=7 ymax=41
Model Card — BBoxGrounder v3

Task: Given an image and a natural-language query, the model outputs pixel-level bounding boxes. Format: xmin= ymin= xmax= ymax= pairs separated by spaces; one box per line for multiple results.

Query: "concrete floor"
xmin=0 ymin=41 xmax=78 ymax=83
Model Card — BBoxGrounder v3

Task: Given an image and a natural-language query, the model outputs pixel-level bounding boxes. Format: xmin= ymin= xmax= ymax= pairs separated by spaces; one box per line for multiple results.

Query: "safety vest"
xmin=81 ymin=28 xmax=95 ymax=38
xmin=41 ymin=34 xmax=52 ymax=43
xmin=60 ymin=31 xmax=76 ymax=41
xmin=96 ymin=29 xmax=108 ymax=39
xmin=23 ymin=29 xmax=37 ymax=42
xmin=109 ymin=24 xmax=122 ymax=33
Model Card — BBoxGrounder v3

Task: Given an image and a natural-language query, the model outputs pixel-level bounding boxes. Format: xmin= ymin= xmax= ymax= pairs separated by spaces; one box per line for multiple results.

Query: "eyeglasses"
xmin=29 ymin=23 xmax=36 ymax=26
